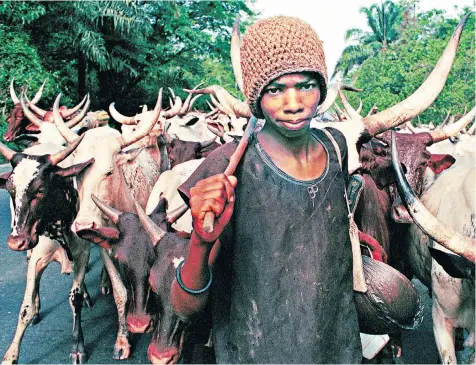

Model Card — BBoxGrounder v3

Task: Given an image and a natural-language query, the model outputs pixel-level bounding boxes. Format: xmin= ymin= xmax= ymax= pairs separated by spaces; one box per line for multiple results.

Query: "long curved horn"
xmin=23 ymin=93 xmax=47 ymax=117
xmin=183 ymin=85 xmax=251 ymax=118
xmin=467 ymin=120 xmax=476 ymax=135
xmin=333 ymin=102 xmax=349 ymax=120
xmin=363 ymin=13 xmax=472 ymax=136
xmin=10 ymin=78 xmax=20 ymax=105
xmin=30 ymin=79 xmax=47 ymax=105
xmin=53 ymin=94 xmax=80 ymax=144
xmin=0 ymin=141 xmax=16 ymax=161
xmin=167 ymin=203 xmax=189 ymax=224
xmin=48 ymin=134 xmax=84 ymax=166
xmin=92 ymin=194 xmax=122 ymax=224
xmin=391 ymin=131 xmax=475 ymax=263
xmin=316 ymin=82 xmax=363 ymax=115
xmin=429 ymin=106 xmax=476 ymax=143
xmin=162 ymin=88 xmax=182 ymax=118
xmin=405 ymin=121 xmax=417 ymax=134
xmin=118 ymin=88 xmax=162 ymax=149
xmin=20 ymin=94 xmax=43 ymax=127
xmin=65 ymin=95 xmax=91 ymax=128
xmin=109 ymin=102 xmax=137 ymax=125
xmin=134 ymin=201 xmax=166 ymax=246
xmin=231 ymin=15 xmax=244 ymax=93
xmin=338 ymin=90 xmax=362 ymax=120
xmin=62 ymin=94 xmax=88 ymax=118
xmin=178 ymin=83 xmax=203 ymax=116
xmin=356 ymin=99 xmax=363 ymax=114
xmin=366 ymin=104 xmax=378 ymax=117
xmin=439 ymin=110 xmax=452 ymax=127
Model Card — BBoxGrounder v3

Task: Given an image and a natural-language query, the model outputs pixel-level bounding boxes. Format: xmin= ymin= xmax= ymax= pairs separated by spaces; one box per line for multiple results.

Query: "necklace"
xmin=307 ymin=183 xmax=319 ymax=208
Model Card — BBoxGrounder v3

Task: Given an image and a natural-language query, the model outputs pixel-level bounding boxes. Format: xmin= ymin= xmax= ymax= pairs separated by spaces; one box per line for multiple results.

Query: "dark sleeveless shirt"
xmin=179 ymin=128 xmax=362 ymax=364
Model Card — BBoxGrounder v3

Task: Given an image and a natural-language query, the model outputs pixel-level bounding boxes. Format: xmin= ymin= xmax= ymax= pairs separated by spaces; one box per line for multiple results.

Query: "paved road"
xmin=0 ymin=181 xmax=471 ymax=364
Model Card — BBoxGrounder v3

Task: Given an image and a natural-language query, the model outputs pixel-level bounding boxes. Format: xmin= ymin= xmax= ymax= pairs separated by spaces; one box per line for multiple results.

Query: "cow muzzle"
xmin=127 ymin=313 xmax=155 ymax=333
xmin=8 ymin=233 xmax=35 ymax=251
xmin=72 ymin=220 xmax=97 ymax=233
xmin=148 ymin=345 xmax=180 ymax=364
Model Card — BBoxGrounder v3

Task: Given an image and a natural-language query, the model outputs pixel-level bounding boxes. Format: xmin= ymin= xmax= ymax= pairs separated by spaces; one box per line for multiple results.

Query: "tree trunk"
xmin=77 ymin=50 xmax=86 ymax=99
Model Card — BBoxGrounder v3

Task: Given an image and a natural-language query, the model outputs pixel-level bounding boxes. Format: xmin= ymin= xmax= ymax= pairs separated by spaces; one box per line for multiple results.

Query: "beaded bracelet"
xmin=176 ymin=259 xmax=213 ymax=295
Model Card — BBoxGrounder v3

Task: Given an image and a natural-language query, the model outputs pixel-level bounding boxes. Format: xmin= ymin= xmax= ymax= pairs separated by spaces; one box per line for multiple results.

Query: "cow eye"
xmin=37 ymin=187 xmax=45 ymax=196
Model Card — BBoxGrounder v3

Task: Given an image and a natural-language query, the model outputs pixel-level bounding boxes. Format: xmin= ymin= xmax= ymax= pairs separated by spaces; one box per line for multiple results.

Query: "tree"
xmin=333 ymin=0 xmax=403 ymax=79
xmin=343 ymin=8 xmax=474 ymax=125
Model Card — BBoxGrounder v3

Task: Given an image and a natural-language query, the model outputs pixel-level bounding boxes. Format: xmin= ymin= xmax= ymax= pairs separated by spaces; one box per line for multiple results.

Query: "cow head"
xmin=0 ymin=137 xmax=93 ymax=251
xmin=79 ymin=196 xmax=190 ymax=363
xmin=77 ymin=195 xmax=166 ymax=334
xmin=4 ymin=103 xmax=40 ymax=142
xmin=359 ymin=131 xmax=456 ymax=223
xmin=166 ymin=137 xmax=219 ymax=168
xmin=53 ymin=92 xmax=162 ymax=233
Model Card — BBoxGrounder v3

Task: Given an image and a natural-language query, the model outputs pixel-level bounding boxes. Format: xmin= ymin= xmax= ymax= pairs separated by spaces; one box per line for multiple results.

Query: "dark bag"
xmin=355 ymin=255 xmax=424 ymax=334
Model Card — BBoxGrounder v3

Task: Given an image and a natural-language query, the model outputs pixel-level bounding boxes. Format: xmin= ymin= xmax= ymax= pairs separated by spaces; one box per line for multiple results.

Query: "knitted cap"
xmin=240 ymin=16 xmax=328 ymax=118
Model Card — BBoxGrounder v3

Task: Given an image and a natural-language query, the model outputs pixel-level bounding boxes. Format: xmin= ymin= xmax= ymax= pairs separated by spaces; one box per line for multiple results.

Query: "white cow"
xmin=53 ymin=93 xmax=163 ymax=360
xmin=393 ymin=133 xmax=475 ymax=364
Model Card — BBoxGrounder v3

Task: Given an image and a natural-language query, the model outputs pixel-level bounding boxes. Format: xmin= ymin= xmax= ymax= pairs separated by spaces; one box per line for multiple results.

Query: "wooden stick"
xmin=202 ymin=116 xmax=258 ymax=233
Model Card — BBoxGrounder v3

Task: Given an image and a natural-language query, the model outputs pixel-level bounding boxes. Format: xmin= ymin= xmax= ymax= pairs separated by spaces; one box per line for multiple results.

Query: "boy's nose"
xmin=283 ymin=89 xmax=303 ymax=113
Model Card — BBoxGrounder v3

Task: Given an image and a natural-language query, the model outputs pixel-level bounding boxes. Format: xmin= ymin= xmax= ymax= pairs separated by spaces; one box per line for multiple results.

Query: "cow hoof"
xmin=70 ymin=352 xmax=85 ymax=364
xmin=31 ymin=313 xmax=41 ymax=325
xmin=2 ymin=358 xmax=17 ymax=364
xmin=113 ymin=337 xmax=131 ymax=360
xmin=83 ymin=293 xmax=93 ymax=308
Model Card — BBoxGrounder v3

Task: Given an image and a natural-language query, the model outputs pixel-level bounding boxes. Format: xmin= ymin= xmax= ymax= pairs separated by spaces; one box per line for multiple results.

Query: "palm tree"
xmin=333 ymin=0 xmax=403 ymax=79
xmin=71 ymin=1 xmax=153 ymax=97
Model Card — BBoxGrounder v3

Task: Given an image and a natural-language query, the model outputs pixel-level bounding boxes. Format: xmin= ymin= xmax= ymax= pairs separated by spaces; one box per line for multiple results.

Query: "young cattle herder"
xmin=171 ymin=16 xmax=362 ymax=363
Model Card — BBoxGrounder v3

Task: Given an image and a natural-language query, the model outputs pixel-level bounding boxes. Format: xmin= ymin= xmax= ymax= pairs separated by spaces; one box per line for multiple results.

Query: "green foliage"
xmin=343 ymin=9 xmax=475 ymax=125
xmin=333 ymin=0 xmax=403 ymax=78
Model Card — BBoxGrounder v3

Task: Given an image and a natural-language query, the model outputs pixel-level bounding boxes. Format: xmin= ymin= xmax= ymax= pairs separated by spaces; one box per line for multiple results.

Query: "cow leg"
xmin=2 ymin=240 xmax=53 ymax=364
xmin=433 ymin=302 xmax=457 ymax=364
xmin=66 ymin=236 xmax=92 ymax=364
xmin=100 ymin=264 xmax=112 ymax=295
xmin=99 ymin=248 xmax=131 ymax=360
xmin=82 ymin=283 xmax=93 ymax=308
xmin=31 ymin=292 xmax=41 ymax=325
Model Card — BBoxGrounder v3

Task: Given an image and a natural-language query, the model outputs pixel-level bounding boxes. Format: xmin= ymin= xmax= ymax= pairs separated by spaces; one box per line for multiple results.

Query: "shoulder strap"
xmin=321 ymin=128 xmax=367 ymax=293
xmin=321 ymin=128 xmax=342 ymax=170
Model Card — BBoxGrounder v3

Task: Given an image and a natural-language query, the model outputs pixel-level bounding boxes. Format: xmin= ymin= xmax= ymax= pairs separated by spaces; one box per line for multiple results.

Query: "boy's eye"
xmin=301 ymin=83 xmax=316 ymax=90
xmin=265 ymin=87 xmax=281 ymax=95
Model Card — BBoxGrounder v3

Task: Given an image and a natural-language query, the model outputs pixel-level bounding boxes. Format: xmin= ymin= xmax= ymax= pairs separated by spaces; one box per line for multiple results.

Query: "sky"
xmin=251 ymin=0 xmax=474 ymax=79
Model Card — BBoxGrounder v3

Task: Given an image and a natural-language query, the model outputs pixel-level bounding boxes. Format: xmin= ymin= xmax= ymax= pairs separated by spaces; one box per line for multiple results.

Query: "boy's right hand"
xmin=189 ymin=173 xmax=238 ymax=243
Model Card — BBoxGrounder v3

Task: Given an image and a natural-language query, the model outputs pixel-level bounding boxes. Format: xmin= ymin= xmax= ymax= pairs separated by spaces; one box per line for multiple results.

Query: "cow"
xmin=53 ymin=91 xmax=164 ymax=359
xmin=392 ymin=133 xmax=475 ymax=364
xmin=4 ymin=79 xmax=89 ymax=143
xmin=80 ymin=195 xmax=213 ymax=364
xmin=0 ymin=138 xmax=94 ymax=364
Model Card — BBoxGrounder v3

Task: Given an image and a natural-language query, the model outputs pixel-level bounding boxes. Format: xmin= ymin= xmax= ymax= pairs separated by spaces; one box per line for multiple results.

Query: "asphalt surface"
xmin=0 ymin=162 xmax=471 ymax=364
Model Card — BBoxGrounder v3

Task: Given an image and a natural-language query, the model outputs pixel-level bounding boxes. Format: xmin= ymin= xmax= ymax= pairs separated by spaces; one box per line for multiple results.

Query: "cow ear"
xmin=55 ymin=158 xmax=94 ymax=178
xmin=13 ymin=134 xmax=39 ymax=147
xmin=0 ymin=172 xmax=11 ymax=189
xmin=185 ymin=117 xmax=199 ymax=126
xmin=427 ymin=154 xmax=455 ymax=175
xmin=25 ymin=123 xmax=40 ymax=132
xmin=76 ymin=227 xmax=120 ymax=249
xmin=116 ymin=148 xmax=142 ymax=166
xmin=429 ymin=246 xmax=474 ymax=280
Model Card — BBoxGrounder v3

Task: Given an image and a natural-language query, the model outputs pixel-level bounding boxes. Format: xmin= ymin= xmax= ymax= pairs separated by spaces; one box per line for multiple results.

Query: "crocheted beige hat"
xmin=241 ymin=16 xmax=328 ymax=118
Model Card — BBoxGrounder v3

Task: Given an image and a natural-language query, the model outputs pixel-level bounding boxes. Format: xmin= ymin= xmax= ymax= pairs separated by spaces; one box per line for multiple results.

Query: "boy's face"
xmin=259 ymin=72 xmax=321 ymax=138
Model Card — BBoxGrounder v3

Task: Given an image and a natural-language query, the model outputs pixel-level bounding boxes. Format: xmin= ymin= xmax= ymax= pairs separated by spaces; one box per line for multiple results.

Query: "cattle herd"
xmin=0 ymin=13 xmax=475 ymax=365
